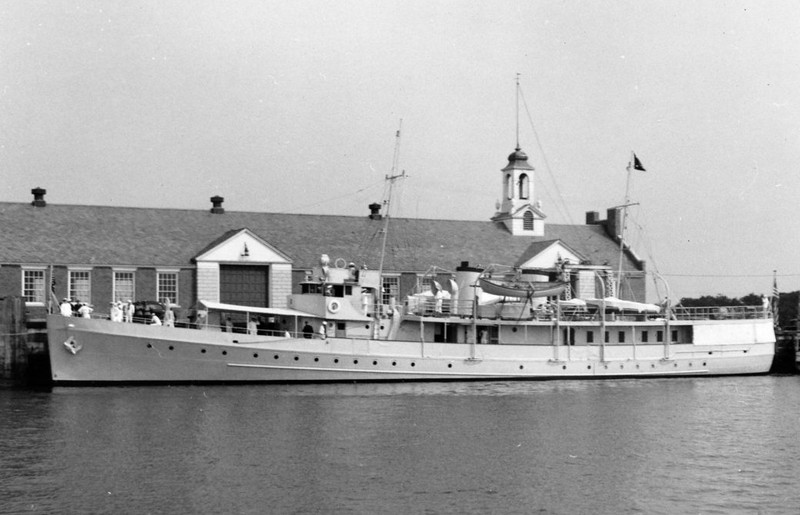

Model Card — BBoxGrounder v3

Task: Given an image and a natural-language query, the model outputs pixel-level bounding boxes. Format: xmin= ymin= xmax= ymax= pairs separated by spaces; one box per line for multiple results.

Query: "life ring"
xmin=328 ymin=300 xmax=341 ymax=314
xmin=334 ymin=257 xmax=347 ymax=269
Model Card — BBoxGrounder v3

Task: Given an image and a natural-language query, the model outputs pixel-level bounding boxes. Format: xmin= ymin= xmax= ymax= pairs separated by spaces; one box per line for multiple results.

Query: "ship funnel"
xmin=455 ymin=261 xmax=483 ymax=315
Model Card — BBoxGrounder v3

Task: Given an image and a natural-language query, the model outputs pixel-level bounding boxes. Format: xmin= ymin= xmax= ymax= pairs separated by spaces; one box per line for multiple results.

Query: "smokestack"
xmin=210 ymin=196 xmax=225 ymax=214
xmin=31 ymin=187 xmax=46 ymax=207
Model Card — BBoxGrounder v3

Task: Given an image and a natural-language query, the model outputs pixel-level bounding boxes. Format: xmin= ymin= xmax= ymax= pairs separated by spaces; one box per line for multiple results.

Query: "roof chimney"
xmin=368 ymin=202 xmax=382 ymax=220
xmin=31 ymin=187 xmax=46 ymax=207
xmin=585 ymin=211 xmax=600 ymax=225
xmin=210 ymin=196 xmax=225 ymax=214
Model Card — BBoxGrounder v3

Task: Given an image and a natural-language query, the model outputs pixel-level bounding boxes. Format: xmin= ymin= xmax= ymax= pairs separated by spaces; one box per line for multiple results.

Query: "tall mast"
xmin=617 ymin=152 xmax=634 ymax=297
xmin=377 ymin=120 xmax=405 ymax=283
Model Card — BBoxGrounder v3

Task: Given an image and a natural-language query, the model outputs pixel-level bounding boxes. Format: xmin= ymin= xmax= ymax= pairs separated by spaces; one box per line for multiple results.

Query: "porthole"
xmin=636 ymin=364 xmax=639 ymax=369
xmin=587 ymin=365 xmax=591 ymax=370
xmin=620 ymin=364 xmax=624 ymax=369
xmin=689 ymin=362 xmax=692 ymax=366
xmin=650 ymin=364 xmax=655 ymax=368
xmin=674 ymin=363 xmax=678 ymax=367
xmin=294 ymin=356 xmax=299 ymax=361
xmin=604 ymin=365 xmax=608 ymax=369
xmin=743 ymin=350 xmax=748 ymax=354
xmin=703 ymin=362 xmax=707 ymax=366
xmin=274 ymin=355 xmax=279 ymax=360
xmin=253 ymin=353 xmax=259 ymax=358
xmin=146 ymin=343 xmax=152 ymax=348
xmin=372 ymin=360 xmax=378 ymax=366
xmin=353 ymin=359 xmax=359 ymax=365
xmin=519 ymin=365 xmax=524 ymax=370
xmin=392 ymin=361 xmax=397 ymax=366
xmin=708 ymin=351 xmax=713 ymax=355
xmin=168 ymin=345 xmax=174 ymax=351
xmin=222 ymin=350 xmax=227 ymax=356
xmin=562 ymin=365 xmax=566 ymax=370
xmin=334 ymin=358 xmax=339 ymax=364
xmin=448 ymin=364 xmax=453 ymax=368
xmin=512 ymin=327 xmax=518 ymax=333
xmin=411 ymin=362 xmax=416 ymax=367
xmin=314 ymin=357 xmax=319 ymax=362
xmin=201 ymin=349 xmax=206 ymax=354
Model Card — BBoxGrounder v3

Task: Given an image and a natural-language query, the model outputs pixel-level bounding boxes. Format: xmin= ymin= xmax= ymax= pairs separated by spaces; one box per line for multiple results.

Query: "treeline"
xmin=679 ymin=291 xmax=800 ymax=330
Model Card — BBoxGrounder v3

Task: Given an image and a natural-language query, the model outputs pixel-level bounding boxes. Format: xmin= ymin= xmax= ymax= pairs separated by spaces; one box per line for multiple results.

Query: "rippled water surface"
xmin=2 ymin=376 xmax=799 ymax=514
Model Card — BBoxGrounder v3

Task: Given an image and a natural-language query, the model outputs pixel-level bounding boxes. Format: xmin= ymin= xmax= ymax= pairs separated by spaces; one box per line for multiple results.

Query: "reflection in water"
xmin=1 ymin=377 xmax=799 ymax=514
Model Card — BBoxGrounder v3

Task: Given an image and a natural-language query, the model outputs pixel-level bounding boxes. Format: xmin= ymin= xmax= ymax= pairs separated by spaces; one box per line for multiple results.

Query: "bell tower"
xmin=491 ymin=147 xmax=545 ymax=235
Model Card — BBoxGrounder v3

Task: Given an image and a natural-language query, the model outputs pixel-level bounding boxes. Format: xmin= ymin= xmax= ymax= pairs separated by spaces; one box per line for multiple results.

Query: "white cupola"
xmin=491 ymin=146 xmax=545 ymax=236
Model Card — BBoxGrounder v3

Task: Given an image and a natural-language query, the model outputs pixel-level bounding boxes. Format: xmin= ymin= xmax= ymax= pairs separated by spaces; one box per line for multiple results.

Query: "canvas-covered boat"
xmin=477 ymin=277 xmax=567 ymax=299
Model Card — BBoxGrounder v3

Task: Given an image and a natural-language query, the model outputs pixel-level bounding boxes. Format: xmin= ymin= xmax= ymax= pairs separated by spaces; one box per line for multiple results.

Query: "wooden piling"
xmin=0 ymin=296 xmax=50 ymax=385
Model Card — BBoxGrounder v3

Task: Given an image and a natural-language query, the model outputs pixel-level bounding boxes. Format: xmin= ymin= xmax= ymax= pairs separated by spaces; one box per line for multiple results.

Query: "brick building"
xmin=0 ymin=148 xmax=646 ymax=321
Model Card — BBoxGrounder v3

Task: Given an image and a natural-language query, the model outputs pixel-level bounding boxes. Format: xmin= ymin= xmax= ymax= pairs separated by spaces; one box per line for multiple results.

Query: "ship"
xmin=46 ymin=256 xmax=775 ymax=384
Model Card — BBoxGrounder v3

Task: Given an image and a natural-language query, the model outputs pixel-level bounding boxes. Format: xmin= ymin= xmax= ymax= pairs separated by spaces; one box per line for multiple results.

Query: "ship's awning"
xmin=198 ymin=300 xmax=317 ymax=319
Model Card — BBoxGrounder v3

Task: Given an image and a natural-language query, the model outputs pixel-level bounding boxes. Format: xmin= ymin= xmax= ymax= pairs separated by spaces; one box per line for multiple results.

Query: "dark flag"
xmin=633 ymin=153 xmax=646 ymax=171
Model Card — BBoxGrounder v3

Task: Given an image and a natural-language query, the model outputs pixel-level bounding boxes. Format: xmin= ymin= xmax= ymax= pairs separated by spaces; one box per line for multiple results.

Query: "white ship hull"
xmin=47 ymin=315 xmax=775 ymax=384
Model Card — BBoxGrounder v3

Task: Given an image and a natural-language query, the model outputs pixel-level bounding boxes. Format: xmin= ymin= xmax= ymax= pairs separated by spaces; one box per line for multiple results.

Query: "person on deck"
xmin=78 ymin=303 xmax=93 ymax=318
xmin=124 ymin=300 xmax=134 ymax=323
xmin=302 ymin=321 xmax=314 ymax=339
xmin=164 ymin=308 xmax=175 ymax=327
xmin=110 ymin=302 xmax=122 ymax=322
xmin=60 ymin=298 xmax=72 ymax=317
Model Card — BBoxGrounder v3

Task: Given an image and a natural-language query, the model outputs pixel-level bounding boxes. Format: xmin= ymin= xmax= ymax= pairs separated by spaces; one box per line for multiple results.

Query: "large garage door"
xmin=220 ymin=265 xmax=269 ymax=307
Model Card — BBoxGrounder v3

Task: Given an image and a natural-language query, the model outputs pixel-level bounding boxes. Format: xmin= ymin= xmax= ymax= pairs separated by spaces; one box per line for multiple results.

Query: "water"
xmin=1 ymin=376 xmax=799 ymax=514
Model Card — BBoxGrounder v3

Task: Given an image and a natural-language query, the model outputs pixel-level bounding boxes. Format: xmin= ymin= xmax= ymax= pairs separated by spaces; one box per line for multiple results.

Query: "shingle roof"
xmin=0 ymin=202 xmax=642 ymax=273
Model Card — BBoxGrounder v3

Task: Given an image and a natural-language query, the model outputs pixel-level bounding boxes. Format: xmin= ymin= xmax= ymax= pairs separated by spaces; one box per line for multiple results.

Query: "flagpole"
xmin=772 ymin=269 xmax=779 ymax=328
xmin=616 ymin=152 xmax=633 ymax=298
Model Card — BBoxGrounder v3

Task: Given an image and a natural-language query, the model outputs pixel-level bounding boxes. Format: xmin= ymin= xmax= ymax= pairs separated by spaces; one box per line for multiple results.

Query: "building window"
xmin=618 ymin=331 xmax=625 ymax=343
xmin=523 ymin=211 xmax=534 ymax=231
xmin=158 ymin=271 xmax=178 ymax=305
xmin=382 ymin=276 xmax=399 ymax=308
xmin=69 ymin=270 xmax=91 ymax=303
xmin=586 ymin=331 xmax=594 ymax=343
xmin=505 ymin=174 xmax=513 ymax=199
xmin=418 ymin=275 xmax=433 ymax=293
xmin=671 ymin=330 xmax=678 ymax=343
xmin=114 ymin=271 xmax=135 ymax=302
xmin=518 ymin=173 xmax=529 ymax=199
xmin=604 ymin=331 xmax=609 ymax=343
xmin=23 ymin=269 xmax=46 ymax=304
xmin=642 ymin=331 xmax=649 ymax=343
xmin=656 ymin=330 xmax=664 ymax=343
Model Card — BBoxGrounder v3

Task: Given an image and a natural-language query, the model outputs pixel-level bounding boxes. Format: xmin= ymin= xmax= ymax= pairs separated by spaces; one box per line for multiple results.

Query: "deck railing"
xmin=671 ymin=305 xmax=770 ymax=321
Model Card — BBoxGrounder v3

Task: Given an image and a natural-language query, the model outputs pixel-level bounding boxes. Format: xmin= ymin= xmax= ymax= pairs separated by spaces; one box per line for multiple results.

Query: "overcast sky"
xmin=2 ymin=1 xmax=799 ymax=300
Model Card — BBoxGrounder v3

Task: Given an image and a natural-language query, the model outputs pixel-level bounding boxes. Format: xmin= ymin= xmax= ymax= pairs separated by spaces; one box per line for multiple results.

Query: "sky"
xmin=2 ymin=1 xmax=799 ymax=300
